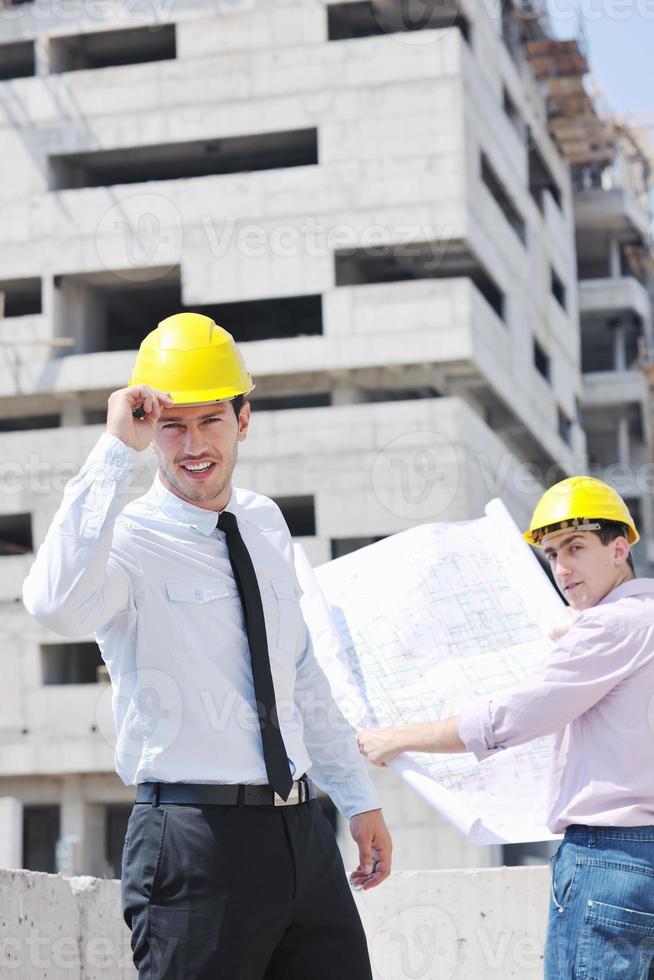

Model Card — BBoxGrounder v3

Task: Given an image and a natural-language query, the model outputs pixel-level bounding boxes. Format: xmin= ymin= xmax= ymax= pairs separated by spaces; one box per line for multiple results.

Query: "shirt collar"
xmin=598 ymin=578 xmax=654 ymax=605
xmin=149 ymin=472 xmax=234 ymax=537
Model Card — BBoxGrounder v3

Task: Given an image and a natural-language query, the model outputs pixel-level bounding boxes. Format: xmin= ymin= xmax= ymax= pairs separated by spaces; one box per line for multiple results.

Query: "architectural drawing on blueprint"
xmin=296 ymin=500 xmax=566 ymax=843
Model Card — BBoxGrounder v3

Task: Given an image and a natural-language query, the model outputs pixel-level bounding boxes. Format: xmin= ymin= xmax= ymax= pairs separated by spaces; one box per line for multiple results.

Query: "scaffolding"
xmin=521 ymin=33 xmax=653 ymax=209
xmin=525 ymin=38 xmax=615 ymax=168
xmin=516 ymin=24 xmax=654 ymax=463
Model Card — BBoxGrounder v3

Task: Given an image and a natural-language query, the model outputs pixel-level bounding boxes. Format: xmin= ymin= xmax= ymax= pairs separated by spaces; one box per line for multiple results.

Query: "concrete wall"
xmin=0 ymin=866 xmax=550 ymax=978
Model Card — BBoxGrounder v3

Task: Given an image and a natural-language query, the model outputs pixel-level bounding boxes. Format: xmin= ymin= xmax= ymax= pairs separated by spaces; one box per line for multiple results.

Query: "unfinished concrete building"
xmin=0 ymin=0 xmax=650 ymax=878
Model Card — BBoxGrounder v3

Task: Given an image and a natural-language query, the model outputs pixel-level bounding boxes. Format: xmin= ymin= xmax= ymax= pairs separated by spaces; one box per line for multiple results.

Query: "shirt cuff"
xmin=319 ymin=772 xmax=381 ymax=820
xmin=457 ymin=699 xmax=501 ymax=762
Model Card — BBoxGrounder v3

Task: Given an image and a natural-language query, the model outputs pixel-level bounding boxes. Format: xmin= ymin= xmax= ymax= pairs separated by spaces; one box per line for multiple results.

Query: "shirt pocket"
xmin=165 ymin=579 xmax=244 ymax=657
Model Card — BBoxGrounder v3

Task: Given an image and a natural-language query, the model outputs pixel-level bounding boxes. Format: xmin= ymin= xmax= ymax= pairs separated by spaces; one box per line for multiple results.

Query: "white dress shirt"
xmin=23 ymin=433 xmax=379 ymax=819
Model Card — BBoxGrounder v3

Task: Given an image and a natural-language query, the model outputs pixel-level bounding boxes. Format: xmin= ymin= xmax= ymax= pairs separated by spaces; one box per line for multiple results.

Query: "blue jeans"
xmin=545 ymin=825 xmax=654 ymax=979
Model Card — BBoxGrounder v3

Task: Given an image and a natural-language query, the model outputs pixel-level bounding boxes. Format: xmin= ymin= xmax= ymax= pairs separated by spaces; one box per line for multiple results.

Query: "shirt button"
xmin=195 ymin=590 xmax=202 ymax=599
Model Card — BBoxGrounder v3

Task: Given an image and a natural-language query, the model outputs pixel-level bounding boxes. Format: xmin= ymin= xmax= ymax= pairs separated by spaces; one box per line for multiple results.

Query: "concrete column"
xmin=53 ymin=279 xmax=106 ymax=354
xmin=617 ymin=415 xmax=631 ymax=468
xmin=608 ymin=236 xmax=622 ymax=279
xmin=0 ymin=797 xmax=23 ymax=869
xmin=41 ymin=275 xmax=58 ymax=343
xmin=57 ymin=778 xmax=82 ymax=876
xmin=33 ymin=35 xmax=51 ymax=78
xmin=610 ymin=317 xmax=627 ymax=372
xmin=58 ymin=776 xmax=107 ymax=877
xmin=332 ymin=383 xmax=366 ymax=406
xmin=59 ymin=397 xmax=85 ymax=427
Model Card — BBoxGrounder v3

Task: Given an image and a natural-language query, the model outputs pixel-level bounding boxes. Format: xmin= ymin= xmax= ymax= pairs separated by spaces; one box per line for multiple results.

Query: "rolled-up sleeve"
xmin=458 ymin=699 xmax=498 ymax=761
xmin=458 ymin=615 xmax=642 ymax=762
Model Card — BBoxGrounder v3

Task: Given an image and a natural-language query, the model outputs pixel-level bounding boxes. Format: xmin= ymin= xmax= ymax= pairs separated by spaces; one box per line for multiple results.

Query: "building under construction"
xmin=0 ymin=0 xmax=652 ymax=880
xmin=523 ymin=28 xmax=654 ymax=524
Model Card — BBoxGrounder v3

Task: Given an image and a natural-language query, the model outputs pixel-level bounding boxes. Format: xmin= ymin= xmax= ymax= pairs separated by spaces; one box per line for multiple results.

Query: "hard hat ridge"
xmin=156 ymin=312 xmax=216 ymax=350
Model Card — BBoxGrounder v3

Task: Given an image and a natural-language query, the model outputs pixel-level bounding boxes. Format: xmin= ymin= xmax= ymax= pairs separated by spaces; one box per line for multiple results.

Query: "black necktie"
xmin=217 ymin=511 xmax=293 ymax=800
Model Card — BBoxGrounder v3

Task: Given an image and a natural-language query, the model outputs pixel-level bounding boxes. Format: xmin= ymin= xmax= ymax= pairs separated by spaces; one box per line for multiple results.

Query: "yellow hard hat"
xmin=128 ymin=312 xmax=254 ymax=404
xmin=524 ymin=476 xmax=639 ymax=546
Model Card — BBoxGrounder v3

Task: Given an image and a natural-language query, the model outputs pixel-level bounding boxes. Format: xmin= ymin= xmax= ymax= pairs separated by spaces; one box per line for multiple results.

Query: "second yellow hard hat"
xmin=129 ymin=312 xmax=255 ymax=404
xmin=524 ymin=476 xmax=639 ymax=546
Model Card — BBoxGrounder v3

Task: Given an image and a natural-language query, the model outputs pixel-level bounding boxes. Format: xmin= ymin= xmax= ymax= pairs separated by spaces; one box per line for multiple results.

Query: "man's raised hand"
xmin=106 ymin=386 xmax=174 ymax=452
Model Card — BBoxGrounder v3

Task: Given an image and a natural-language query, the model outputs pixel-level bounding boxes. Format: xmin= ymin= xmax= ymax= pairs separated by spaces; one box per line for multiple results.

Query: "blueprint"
xmin=295 ymin=499 xmax=566 ymax=843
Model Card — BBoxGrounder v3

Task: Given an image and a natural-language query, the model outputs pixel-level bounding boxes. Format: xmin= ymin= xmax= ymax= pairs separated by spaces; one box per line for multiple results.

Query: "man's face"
xmin=543 ymin=531 xmax=631 ymax=610
xmin=152 ymin=400 xmax=250 ymax=510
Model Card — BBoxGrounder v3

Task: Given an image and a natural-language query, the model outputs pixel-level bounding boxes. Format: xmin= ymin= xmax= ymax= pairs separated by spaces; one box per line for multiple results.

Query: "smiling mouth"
xmin=179 ymin=461 xmax=217 ymax=478
xmin=564 ymin=582 xmax=582 ymax=592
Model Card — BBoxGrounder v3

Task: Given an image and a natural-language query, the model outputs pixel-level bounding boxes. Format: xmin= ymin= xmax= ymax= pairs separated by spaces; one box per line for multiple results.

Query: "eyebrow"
xmin=544 ymin=534 xmax=585 ymax=557
xmin=159 ymin=411 xmax=226 ymax=423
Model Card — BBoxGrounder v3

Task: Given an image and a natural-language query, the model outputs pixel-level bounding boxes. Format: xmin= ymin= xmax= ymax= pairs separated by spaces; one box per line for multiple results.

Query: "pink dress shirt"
xmin=458 ymin=579 xmax=654 ymax=833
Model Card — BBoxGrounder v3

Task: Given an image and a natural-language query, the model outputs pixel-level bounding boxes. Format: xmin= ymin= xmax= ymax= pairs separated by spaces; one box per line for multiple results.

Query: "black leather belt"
xmin=135 ymin=776 xmax=316 ymax=807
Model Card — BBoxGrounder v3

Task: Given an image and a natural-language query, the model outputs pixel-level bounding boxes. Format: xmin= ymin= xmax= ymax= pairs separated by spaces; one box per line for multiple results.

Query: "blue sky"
xmin=549 ymin=2 xmax=653 ymax=123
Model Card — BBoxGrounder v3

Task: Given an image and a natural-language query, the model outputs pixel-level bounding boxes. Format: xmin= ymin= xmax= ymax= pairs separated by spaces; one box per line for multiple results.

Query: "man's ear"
xmin=613 ymin=536 xmax=631 ymax=567
xmin=238 ymin=401 xmax=251 ymax=442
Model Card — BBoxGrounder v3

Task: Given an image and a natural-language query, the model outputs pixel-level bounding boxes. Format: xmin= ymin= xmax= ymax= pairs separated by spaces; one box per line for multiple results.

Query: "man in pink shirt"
xmin=357 ymin=477 xmax=654 ymax=979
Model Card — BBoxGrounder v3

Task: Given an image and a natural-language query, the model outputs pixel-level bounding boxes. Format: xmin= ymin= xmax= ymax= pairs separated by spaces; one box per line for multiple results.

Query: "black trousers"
xmin=121 ymin=798 xmax=374 ymax=979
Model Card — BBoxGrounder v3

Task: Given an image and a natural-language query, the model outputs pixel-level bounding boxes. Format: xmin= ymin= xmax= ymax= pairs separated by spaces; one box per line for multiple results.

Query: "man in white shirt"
xmin=23 ymin=312 xmax=392 ymax=980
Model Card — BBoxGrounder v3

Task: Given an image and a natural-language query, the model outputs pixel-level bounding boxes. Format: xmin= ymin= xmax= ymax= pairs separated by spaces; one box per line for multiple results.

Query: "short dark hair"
xmin=594 ymin=521 xmax=635 ymax=575
xmin=231 ymin=395 xmax=247 ymax=418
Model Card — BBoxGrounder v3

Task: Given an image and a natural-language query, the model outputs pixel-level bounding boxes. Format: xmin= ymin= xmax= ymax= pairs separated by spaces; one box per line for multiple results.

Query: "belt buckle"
xmin=274 ymin=783 xmax=300 ymax=806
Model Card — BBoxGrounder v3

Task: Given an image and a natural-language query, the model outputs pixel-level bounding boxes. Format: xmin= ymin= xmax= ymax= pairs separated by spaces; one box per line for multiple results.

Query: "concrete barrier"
xmin=359 ymin=867 xmax=549 ymax=979
xmin=0 ymin=866 xmax=549 ymax=978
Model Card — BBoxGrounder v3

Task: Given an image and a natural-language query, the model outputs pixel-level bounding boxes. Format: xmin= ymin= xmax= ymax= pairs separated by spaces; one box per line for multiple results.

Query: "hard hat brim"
xmin=129 ymin=384 xmax=255 ymax=405
xmin=524 ymin=524 xmax=640 ymax=547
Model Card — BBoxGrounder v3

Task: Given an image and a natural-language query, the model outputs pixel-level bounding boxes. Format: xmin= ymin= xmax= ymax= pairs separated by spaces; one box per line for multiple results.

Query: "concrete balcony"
xmin=0 ymin=278 xmax=507 ymax=392
xmin=574 ymin=187 xmax=650 ymax=243
xmin=581 ymin=369 xmax=649 ymax=409
xmin=0 ymin=0 xmax=282 ymax=47
xmin=578 ymin=276 xmax=652 ymax=320
xmin=257 ymin=278 xmax=511 ymax=380
xmin=0 ymin=313 xmax=49 ymax=345
xmin=0 ymin=31 xmax=463 ymax=147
